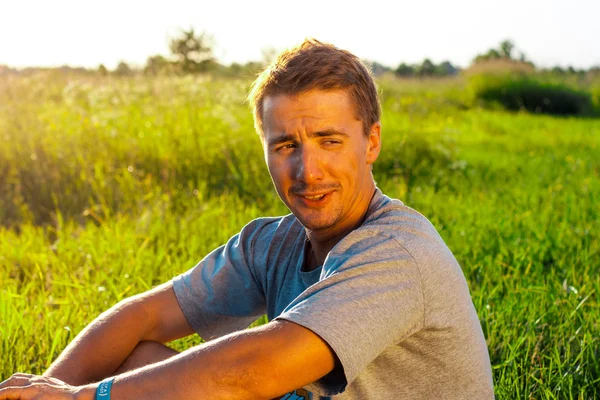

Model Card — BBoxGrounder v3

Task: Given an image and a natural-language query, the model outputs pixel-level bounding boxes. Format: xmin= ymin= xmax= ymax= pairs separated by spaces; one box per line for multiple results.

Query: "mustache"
xmin=289 ymin=183 xmax=341 ymax=194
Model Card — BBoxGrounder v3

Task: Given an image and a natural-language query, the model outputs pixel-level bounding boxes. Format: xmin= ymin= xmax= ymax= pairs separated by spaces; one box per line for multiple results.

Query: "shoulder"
xmin=357 ymin=191 xmax=469 ymax=292
xmin=363 ymin=190 xmax=439 ymax=240
xmin=241 ymin=214 xmax=303 ymax=242
xmin=332 ymin=189 xmax=454 ymax=273
xmin=323 ymin=191 xmax=424 ymax=274
xmin=240 ymin=214 xmax=304 ymax=262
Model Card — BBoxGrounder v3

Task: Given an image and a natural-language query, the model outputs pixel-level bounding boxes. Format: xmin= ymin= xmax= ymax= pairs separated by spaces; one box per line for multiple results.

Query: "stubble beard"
xmin=294 ymin=201 xmax=344 ymax=231
xmin=279 ymin=182 xmax=344 ymax=231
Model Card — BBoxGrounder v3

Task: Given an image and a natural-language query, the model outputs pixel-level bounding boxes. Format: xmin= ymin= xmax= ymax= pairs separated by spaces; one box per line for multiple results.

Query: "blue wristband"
xmin=95 ymin=377 xmax=115 ymax=400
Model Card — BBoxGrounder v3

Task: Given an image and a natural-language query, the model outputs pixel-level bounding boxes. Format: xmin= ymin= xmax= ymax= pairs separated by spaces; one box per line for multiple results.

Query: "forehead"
xmin=262 ymin=89 xmax=359 ymax=132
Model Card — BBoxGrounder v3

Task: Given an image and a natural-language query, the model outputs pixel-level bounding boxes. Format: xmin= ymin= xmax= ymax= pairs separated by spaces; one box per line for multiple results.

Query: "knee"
xmin=116 ymin=340 xmax=179 ymax=374
xmin=131 ymin=340 xmax=179 ymax=361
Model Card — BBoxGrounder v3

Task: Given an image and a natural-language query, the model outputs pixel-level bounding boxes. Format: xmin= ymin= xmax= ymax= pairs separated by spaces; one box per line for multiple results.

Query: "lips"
xmin=293 ymin=191 xmax=333 ymax=207
xmin=300 ymin=193 xmax=327 ymax=200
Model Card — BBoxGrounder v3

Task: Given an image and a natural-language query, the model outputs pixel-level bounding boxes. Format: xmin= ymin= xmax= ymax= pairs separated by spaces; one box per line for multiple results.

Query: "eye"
xmin=277 ymin=143 xmax=297 ymax=151
xmin=322 ymin=139 xmax=342 ymax=146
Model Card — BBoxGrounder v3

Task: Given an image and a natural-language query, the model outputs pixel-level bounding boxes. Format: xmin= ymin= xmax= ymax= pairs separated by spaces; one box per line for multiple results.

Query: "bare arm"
xmin=2 ymin=285 xmax=338 ymax=399
xmin=43 ymin=281 xmax=194 ymax=385
xmin=74 ymin=319 xmax=337 ymax=400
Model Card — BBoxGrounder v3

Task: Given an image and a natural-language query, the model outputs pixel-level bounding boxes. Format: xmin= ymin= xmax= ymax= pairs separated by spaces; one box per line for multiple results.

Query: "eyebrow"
xmin=267 ymin=129 xmax=349 ymax=147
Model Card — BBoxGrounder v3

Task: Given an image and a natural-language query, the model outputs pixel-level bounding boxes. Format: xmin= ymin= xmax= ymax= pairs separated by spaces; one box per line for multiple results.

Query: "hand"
xmin=0 ymin=373 xmax=84 ymax=400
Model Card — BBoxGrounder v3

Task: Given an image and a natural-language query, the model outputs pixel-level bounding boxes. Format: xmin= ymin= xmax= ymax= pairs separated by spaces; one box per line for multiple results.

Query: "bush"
xmin=591 ymin=87 xmax=600 ymax=112
xmin=470 ymin=74 xmax=593 ymax=116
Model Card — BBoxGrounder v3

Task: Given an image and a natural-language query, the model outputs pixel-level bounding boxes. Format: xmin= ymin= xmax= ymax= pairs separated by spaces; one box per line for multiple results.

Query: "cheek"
xmin=335 ymin=148 xmax=361 ymax=173
xmin=266 ymin=158 xmax=286 ymax=186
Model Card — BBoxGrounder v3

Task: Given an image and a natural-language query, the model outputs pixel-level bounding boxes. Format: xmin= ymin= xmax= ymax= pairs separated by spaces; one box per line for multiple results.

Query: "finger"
xmin=44 ymin=376 xmax=66 ymax=385
xmin=29 ymin=376 xmax=54 ymax=384
xmin=0 ymin=374 xmax=32 ymax=389
xmin=0 ymin=374 xmax=54 ymax=390
xmin=8 ymin=373 xmax=33 ymax=378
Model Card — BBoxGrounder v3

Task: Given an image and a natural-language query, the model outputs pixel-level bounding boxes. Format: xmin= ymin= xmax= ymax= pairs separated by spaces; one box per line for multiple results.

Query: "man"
xmin=0 ymin=39 xmax=494 ymax=399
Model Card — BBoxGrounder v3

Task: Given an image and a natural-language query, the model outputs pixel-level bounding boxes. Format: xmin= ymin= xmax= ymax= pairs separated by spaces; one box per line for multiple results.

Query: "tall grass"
xmin=1 ymin=72 xmax=599 ymax=398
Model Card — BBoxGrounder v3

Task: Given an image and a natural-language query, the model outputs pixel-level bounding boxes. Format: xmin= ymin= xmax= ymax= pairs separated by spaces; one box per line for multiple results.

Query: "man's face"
xmin=262 ymin=89 xmax=381 ymax=234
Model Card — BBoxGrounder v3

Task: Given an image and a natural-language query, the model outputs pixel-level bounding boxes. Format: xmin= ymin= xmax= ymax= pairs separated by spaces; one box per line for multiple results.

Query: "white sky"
xmin=1 ymin=0 xmax=599 ymax=70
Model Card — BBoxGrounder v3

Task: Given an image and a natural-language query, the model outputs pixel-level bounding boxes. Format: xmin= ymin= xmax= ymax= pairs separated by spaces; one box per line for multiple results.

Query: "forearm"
xmin=75 ymin=332 xmax=268 ymax=400
xmin=78 ymin=348 xmax=258 ymax=400
xmin=76 ymin=321 xmax=335 ymax=400
xmin=44 ymin=299 xmax=153 ymax=385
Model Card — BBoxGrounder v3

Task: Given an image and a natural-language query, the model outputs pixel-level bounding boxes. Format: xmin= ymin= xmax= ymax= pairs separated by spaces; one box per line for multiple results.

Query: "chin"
xmin=295 ymin=214 xmax=337 ymax=231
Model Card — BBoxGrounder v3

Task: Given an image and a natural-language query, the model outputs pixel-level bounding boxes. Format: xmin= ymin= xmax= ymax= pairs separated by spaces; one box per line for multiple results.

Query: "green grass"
xmin=1 ymin=72 xmax=599 ymax=398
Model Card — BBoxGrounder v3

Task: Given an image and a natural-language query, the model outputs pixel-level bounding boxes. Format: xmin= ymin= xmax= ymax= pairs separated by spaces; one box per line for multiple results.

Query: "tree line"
xmin=1 ymin=30 xmax=598 ymax=78
xmin=106 ymin=32 xmax=600 ymax=78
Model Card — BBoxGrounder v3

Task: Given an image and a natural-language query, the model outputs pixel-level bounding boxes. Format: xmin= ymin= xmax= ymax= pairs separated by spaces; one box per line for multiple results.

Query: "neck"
xmin=306 ymin=185 xmax=376 ymax=265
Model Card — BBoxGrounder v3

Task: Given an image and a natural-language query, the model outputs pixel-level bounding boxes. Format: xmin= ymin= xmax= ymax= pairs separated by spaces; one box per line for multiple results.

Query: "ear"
xmin=365 ymin=122 xmax=381 ymax=165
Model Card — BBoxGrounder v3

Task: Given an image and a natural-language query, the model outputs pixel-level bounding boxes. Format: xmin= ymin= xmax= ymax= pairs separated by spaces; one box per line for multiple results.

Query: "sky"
xmin=1 ymin=0 xmax=599 ymax=70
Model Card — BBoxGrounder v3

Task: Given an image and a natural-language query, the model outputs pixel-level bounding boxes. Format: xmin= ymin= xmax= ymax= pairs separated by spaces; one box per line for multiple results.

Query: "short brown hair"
xmin=247 ymin=38 xmax=381 ymax=138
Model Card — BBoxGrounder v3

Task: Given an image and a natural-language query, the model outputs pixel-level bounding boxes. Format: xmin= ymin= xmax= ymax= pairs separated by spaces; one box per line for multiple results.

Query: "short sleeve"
xmin=171 ymin=220 xmax=267 ymax=340
xmin=274 ymin=230 xmax=424 ymax=395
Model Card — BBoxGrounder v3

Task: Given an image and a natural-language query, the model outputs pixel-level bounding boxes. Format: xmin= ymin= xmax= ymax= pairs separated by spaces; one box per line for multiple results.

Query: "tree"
xmin=114 ymin=61 xmax=133 ymax=76
xmin=144 ymin=55 xmax=171 ymax=75
xmin=367 ymin=61 xmax=391 ymax=76
xmin=474 ymin=49 xmax=501 ymax=63
xmin=169 ymin=28 xmax=215 ymax=73
xmin=395 ymin=63 xmax=415 ymax=77
xmin=499 ymin=40 xmax=515 ymax=59
xmin=436 ymin=61 xmax=458 ymax=76
xmin=417 ymin=59 xmax=436 ymax=77
xmin=472 ymin=40 xmax=533 ymax=67
xmin=98 ymin=64 xmax=108 ymax=76
xmin=518 ymin=52 xmax=528 ymax=63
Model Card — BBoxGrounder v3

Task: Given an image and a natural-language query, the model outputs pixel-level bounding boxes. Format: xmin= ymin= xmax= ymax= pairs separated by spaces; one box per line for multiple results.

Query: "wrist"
xmin=75 ymin=383 xmax=98 ymax=400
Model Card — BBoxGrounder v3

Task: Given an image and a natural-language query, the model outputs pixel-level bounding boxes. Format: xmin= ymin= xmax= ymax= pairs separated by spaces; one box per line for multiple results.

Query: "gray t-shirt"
xmin=172 ymin=189 xmax=494 ymax=399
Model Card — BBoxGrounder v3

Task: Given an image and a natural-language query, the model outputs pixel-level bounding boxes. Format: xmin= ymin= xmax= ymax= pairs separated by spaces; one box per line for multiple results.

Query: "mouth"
xmin=293 ymin=191 xmax=333 ymax=206
xmin=301 ymin=193 xmax=327 ymax=200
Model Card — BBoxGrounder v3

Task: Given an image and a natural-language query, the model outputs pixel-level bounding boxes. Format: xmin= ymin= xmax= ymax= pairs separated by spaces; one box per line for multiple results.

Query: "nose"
xmin=294 ymin=145 xmax=324 ymax=183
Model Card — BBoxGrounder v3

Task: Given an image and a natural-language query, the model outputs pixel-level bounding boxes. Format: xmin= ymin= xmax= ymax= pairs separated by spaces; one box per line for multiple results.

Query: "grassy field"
xmin=1 ymin=72 xmax=599 ymax=398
